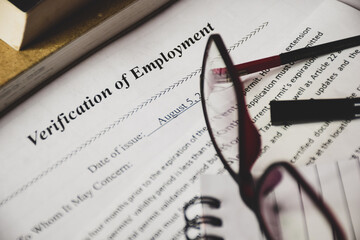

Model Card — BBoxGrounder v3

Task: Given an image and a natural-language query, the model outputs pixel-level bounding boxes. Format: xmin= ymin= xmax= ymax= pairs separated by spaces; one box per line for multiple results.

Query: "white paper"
xmin=200 ymin=174 xmax=263 ymax=240
xmin=0 ymin=0 xmax=359 ymax=239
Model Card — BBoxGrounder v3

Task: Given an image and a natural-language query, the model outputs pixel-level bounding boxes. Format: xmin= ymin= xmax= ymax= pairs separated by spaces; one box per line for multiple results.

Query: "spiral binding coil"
xmin=183 ymin=196 xmax=224 ymax=240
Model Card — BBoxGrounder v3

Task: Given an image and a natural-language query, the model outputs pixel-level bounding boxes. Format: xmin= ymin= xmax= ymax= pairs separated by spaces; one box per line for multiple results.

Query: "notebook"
xmin=187 ymin=159 xmax=360 ymax=240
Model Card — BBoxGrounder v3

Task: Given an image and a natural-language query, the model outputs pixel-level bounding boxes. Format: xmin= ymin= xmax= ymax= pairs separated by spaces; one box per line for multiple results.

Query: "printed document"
xmin=0 ymin=0 xmax=359 ymax=239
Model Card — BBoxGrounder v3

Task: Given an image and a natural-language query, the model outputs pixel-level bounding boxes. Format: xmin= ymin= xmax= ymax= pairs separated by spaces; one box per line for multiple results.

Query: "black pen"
xmin=270 ymin=98 xmax=360 ymax=125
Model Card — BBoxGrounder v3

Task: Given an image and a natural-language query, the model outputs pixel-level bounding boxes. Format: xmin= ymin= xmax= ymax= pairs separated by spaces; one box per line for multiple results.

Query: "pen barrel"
xmin=270 ymin=98 xmax=359 ymax=125
xmin=280 ymin=35 xmax=360 ymax=64
xmin=234 ymin=55 xmax=281 ymax=75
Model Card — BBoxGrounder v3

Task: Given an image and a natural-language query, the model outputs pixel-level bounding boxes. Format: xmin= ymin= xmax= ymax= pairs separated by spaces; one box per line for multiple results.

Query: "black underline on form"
xmin=298 ymin=185 xmax=310 ymax=240
xmin=336 ymin=162 xmax=356 ymax=239
xmin=147 ymin=100 xmax=201 ymax=137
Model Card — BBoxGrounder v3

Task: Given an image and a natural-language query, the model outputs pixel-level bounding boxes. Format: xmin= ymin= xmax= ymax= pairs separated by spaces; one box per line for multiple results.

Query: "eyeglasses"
xmin=199 ymin=34 xmax=346 ymax=240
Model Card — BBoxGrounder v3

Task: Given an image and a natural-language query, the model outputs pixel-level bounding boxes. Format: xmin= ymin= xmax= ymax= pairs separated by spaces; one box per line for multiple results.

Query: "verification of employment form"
xmin=0 ymin=0 xmax=359 ymax=239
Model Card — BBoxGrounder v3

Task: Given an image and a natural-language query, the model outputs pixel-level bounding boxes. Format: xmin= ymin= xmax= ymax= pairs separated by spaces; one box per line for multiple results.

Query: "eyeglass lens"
xmin=203 ymin=40 xmax=240 ymax=176
xmin=258 ymin=165 xmax=335 ymax=239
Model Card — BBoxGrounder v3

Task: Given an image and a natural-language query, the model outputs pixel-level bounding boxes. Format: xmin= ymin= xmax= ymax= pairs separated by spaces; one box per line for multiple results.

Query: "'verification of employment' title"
xmin=27 ymin=23 xmax=215 ymax=146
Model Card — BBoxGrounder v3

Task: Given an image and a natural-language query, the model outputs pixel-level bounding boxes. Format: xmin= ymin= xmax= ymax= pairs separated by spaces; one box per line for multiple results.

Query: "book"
xmin=189 ymin=159 xmax=360 ymax=239
xmin=0 ymin=0 xmax=359 ymax=239
xmin=0 ymin=0 xmax=93 ymax=50
xmin=0 ymin=0 xmax=174 ymax=116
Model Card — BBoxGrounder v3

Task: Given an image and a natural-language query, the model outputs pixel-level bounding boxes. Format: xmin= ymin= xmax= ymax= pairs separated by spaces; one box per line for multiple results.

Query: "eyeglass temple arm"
xmin=234 ymin=35 xmax=360 ymax=76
